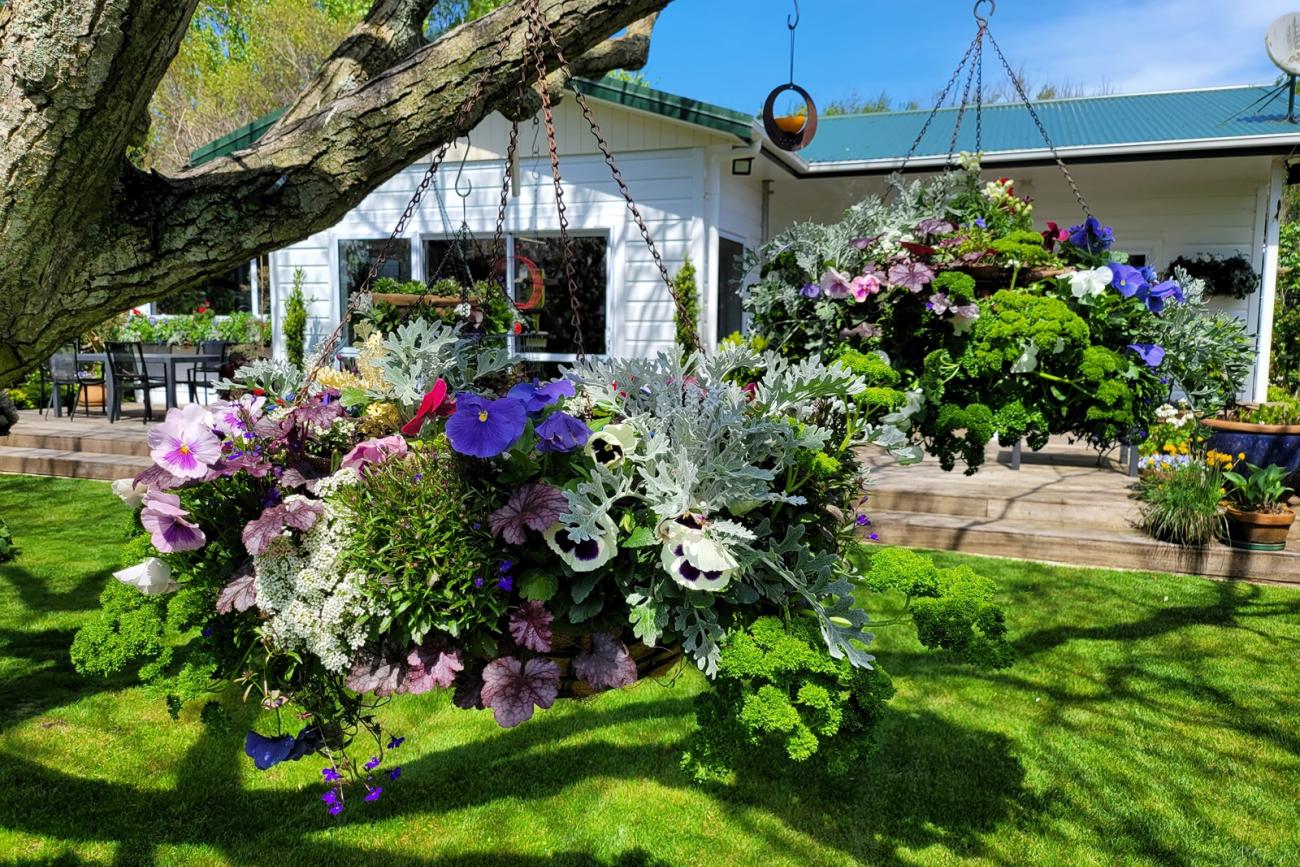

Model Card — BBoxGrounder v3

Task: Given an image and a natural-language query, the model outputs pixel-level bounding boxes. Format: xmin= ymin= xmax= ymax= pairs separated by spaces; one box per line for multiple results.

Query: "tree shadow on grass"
xmin=0 ymin=691 xmax=1026 ymax=866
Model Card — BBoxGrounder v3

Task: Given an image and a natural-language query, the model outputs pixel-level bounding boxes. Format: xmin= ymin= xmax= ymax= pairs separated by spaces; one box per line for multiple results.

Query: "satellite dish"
xmin=1267 ymin=13 xmax=1300 ymax=77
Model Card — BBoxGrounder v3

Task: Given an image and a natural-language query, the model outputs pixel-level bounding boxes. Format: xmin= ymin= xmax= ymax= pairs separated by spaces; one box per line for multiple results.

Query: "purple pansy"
xmin=146 ymin=404 xmax=222 ymax=480
xmin=535 ymin=411 xmax=592 ymax=454
xmin=1127 ymin=343 xmax=1166 ymax=368
xmin=140 ymin=490 xmax=206 ymax=553
xmin=1145 ymin=280 xmax=1185 ymax=314
xmin=446 ymin=394 xmax=527 ymax=458
xmin=507 ymin=379 xmax=576 ymax=414
xmin=341 ymin=435 xmax=409 ymax=474
xmin=819 ymin=267 xmax=854 ymax=299
xmin=1108 ymin=264 xmax=1149 ymax=299
xmin=1067 ymin=216 xmax=1115 ymax=255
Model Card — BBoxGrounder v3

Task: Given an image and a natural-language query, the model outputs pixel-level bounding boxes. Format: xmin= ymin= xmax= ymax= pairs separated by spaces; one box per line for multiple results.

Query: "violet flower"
xmin=1145 ymin=280 xmax=1185 ymax=314
xmin=140 ymin=490 xmax=206 ymax=553
xmin=1067 ymin=216 xmax=1114 ymax=255
xmin=1109 ymin=264 xmax=1148 ymax=300
xmin=819 ymin=267 xmax=853 ymax=299
xmin=1127 ymin=343 xmax=1166 ymax=368
xmin=535 ymin=411 xmax=592 ymax=454
xmin=146 ymin=404 xmax=222 ymax=480
xmin=446 ymin=394 xmax=527 ymax=458
xmin=799 ymin=283 xmax=821 ymax=299
xmin=507 ymin=379 xmax=576 ymax=415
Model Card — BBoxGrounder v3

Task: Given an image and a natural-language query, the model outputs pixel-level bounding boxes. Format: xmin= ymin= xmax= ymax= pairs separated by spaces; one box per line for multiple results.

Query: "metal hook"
xmin=973 ymin=0 xmax=994 ymax=27
xmin=787 ymin=0 xmax=799 ymax=30
xmin=454 ymin=137 xmax=473 ymax=200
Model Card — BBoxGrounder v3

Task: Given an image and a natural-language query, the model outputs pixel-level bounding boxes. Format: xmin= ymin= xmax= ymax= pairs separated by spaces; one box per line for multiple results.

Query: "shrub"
xmin=0 ymin=516 xmax=17 ymax=562
xmin=1167 ymin=253 xmax=1259 ymax=299
xmin=0 ymin=389 xmax=21 ymax=433
xmin=672 ymin=259 xmax=700 ymax=350
xmin=283 ymin=269 xmax=308 ymax=367
xmin=1273 ymin=222 xmax=1300 ymax=393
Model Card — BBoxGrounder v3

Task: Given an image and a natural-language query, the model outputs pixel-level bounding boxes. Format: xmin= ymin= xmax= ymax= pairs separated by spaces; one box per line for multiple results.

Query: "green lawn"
xmin=1 ymin=474 xmax=1299 ymax=866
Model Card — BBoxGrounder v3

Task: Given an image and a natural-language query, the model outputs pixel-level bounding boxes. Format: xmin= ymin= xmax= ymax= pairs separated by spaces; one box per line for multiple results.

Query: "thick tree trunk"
xmin=0 ymin=0 xmax=669 ymax=386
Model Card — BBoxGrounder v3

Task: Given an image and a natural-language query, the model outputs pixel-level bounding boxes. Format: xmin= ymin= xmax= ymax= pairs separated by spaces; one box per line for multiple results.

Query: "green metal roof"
xmin=189 ymin=107 xmax=286 ymax=166
xmin=188 ymin=78 xmax=749 ymax=166
xmin=797 ymin=85 xmax=1300 ymax=166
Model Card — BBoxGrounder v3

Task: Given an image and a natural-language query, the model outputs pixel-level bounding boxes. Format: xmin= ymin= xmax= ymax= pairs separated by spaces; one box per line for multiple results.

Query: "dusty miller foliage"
xmin=372 ymin=319 xmax=512 ymax=404
xmin=563 ymin=347 xmax=878 ymax=673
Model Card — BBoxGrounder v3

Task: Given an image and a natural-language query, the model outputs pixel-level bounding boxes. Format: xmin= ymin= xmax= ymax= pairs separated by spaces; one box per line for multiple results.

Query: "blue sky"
xmin=638 ymin=0 xmax=1290 ymax=113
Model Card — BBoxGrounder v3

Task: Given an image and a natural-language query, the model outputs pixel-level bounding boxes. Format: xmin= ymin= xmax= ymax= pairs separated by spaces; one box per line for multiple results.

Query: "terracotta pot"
xmin=1223 ymin=506 xmax=1295 ymax=551
xmin=82 ymin=383 xmax=106 ymax=410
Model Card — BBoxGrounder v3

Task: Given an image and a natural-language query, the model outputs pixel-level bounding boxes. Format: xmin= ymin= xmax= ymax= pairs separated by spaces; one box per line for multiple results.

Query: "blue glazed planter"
xmin=1204 ymin=419 xmax=1300 ymax=489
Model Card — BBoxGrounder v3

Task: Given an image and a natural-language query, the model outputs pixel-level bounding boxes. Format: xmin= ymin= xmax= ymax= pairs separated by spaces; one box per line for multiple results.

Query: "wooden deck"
xmin=859 ymin=437 xmax=1300 ymax=587
xmin=0 ymin=410 xmax=153 ymax=481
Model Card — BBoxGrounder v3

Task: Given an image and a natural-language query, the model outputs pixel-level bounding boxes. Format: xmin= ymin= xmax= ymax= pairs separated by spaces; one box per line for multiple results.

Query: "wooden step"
xmin=0 ymin=446 xmax=152 ymax=482
xmin=865 ymin=509 xmax=1300 ymax=586
xmin=0 ymin=429 xmax=151 ymax=458
xmin=866 ymin=485 xmax=1140 ymax=532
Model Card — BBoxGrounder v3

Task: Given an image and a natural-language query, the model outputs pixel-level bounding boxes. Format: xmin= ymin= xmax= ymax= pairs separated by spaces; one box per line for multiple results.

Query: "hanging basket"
xmin=548 ymin=630 xmax=684 ymax=698
xmin=762 ymin=83 xmax=818 ymax=152
xmin=955 ymin=264 xmax=1072 ymax=296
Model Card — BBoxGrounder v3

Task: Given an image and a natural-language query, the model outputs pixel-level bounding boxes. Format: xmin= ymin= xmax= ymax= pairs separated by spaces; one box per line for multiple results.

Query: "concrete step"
xmin=866 ymin=509 xmax=1300 ymax=586
xmin=0 ymin=446 xmax=152 ymax=482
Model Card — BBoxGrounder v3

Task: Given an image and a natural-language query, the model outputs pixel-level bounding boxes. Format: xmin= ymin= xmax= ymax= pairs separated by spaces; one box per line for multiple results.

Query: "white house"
xmin=195 ymin=79 xmax=1300 ymax=400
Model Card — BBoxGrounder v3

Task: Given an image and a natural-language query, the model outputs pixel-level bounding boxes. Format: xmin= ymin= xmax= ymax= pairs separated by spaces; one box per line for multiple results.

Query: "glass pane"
xmin=338 ymin=239 xmax=411 ymax=300
xmin=717 ymin=238 xmax=747 ymax=342
xmin=156 ymin=266 xmax=251 ymax=315
xmin=512 ymin=234 xmax=607 ymax=356
xmin=423 ymin=239 xmax=495 ymax=288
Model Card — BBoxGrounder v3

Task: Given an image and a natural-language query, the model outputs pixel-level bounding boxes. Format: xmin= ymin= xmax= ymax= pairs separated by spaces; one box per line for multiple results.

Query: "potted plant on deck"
xmin=1220 ymin=462 xmax=1296 ymax=551
xmin=1204 ymin=389 xmax=1300 ymax=492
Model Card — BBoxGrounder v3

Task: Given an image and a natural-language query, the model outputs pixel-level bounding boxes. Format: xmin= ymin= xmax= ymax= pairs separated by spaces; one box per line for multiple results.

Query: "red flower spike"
xmin=400 ymin=379 xmax=451 ymax=436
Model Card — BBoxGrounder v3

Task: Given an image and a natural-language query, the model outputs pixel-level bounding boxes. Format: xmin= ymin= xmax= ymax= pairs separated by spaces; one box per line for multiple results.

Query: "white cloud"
xmin=1007 ymin=0 xmax=1286 ymax=93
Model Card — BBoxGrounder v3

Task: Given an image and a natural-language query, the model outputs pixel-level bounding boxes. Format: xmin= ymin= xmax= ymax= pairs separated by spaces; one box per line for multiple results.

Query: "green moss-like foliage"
xmin=990 ymin=230 xmax=1054 ymax=267
xmin=993 ymin=400 xmax=1050 ymax=450
xmin=859 ymin=548 xmax=1014 ymax=669
xmin=682 ymin=616 xmax=896 ymax=782
xmin=930 ymin=270 xmax=977 ymax=299
xmin=0 ymin=516 xmax=17 ymax=563
xmin=929 ymin=402 xmax=996 ymax=473
xmin=837 ymin=348 xmax=904 ymax=416
xmin=965 ymin=291 xmax=1089 ymax=378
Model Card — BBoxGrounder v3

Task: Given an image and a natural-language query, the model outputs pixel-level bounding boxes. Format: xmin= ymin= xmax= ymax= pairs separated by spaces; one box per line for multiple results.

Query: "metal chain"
xmin=889 ymin=28 xmax=984 ymax=186
xmin=528 ymin=2 xmax=699 ymax=352
xmin=974 ymin=35 xmax=984 ymax=152
xmin=945 ymin=29 xmax=983 ymax=165
xmin=524 ymin=0 xmax=586 ymax=361
xmin=986 ymin=29 xmax=1091 ymax=217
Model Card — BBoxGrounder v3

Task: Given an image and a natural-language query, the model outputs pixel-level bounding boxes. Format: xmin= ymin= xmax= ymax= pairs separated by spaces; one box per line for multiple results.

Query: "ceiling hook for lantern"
xmin=454 ymin=138 xmax=473 ymax=201
xmin=973 ymin=0 xmax=994 ymax=28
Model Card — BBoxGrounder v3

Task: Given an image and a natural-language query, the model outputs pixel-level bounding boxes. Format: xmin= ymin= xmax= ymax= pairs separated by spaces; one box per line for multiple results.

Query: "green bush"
xmin=283 ymin=268 xmax=308 ymax=367
xmin=672 ymin=259 xmax=700 ymax=350
xmin=0 ymin=516 xmax=18 ymax=562
xmin=1135 ymin=460 xmax=1226 ymax=545
xmin=1273 ymin=222 xmax=1300 ymax=394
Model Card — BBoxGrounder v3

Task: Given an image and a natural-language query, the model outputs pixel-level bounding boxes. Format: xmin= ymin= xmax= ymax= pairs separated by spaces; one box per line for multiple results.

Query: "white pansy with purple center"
xmin=658 ymin=521 xmax=737 ymax=592
xmin=147 ymin=404 xmax=222 ymax=479
xmin=544 ymin=516 xmax=618 ymax=573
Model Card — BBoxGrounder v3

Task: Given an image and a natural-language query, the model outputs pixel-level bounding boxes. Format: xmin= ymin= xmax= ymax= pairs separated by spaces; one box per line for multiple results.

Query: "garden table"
xmin=49 ymin=351 xmax=223 ymax=419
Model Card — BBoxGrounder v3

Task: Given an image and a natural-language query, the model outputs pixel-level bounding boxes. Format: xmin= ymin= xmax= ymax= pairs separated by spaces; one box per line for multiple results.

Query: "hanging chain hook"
xmin=786 ymin=0 xmax=799 ymax=83
xmin=454 ymin=137 xmax=473 ymax=201
xmin=973 ymin=0 xmax=994 ymax=27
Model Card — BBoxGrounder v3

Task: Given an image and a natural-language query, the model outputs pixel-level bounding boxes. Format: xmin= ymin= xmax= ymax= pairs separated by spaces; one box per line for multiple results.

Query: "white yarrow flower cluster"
xmin=253 ymin=500 xmax=376 ymax=673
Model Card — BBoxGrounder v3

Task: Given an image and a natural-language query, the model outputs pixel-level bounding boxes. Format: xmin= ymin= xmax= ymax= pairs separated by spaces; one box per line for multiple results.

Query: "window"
xmin=716 ymin=237 xmax=748 ymax=343
xmin=1128 ymin=254 xmax=1148 ymax=268
xmin=511 ymin=234 xmax=608 ymax=357
xmin=156 ymin=265 xmax=252 ymax=314
xmin=338 ymin=239 xmax=411 ymax=300
xmin=423 ymin=238 xmax=494 ymax=287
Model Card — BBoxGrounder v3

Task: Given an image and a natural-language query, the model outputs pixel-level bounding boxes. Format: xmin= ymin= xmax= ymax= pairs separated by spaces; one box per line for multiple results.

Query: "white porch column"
xmin=1254 ymin=158 xmax=1285 ymax=403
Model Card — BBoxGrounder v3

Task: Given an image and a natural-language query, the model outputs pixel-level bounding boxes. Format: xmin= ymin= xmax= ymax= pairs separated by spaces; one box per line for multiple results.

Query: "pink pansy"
xmin=147 ymin=404 xmax=222 ymax=480
xmin=340 ymin=435 xmax=409 ymax=474
xmin=819 ymin=267 xmax=853 ymax=299
xmin=209 ymin=395 xmax=266 ymax=438
xmin=140 ymin=490 xmax=206 ymax=553
xmin=850 ymin=275 xmax=882 ymax=303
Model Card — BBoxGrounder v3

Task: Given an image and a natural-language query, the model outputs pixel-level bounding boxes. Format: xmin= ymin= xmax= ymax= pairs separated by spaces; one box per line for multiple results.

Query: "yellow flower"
xmin=1237 ymin=452 xmax=1246 ymax=460
xmin=315 ymin=366 xmax=362 ymax=392
xmin=361 ymin=401 xmax=401 ymax=436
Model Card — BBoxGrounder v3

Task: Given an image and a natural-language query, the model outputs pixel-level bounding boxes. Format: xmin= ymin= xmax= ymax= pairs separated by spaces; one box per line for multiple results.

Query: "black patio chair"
xmin=106 ymin=342 xmax=167 ymax=424
xmin=45 ymin=344 xmax=105 ymax=419
xmin=186 ymin=340 xmax=228 ymax=403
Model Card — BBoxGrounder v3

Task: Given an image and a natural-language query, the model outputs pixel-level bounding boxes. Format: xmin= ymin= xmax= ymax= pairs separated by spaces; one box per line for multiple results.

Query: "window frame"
xmin=503 ymin=229 xmax=613 ymax=363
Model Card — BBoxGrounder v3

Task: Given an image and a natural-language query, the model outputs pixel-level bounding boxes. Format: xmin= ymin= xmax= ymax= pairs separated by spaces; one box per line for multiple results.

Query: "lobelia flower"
xmin=1127 ymin=343 xmax=1166 ymax=368
xmin=140 ymin=490 xmax=206 ymax=553
xmin=1109 ymin=264 xmax=1148 ymax=299
xmin=341 ymin=434 xmax=409 ymax=474
xmin=1067 ymin=216 xmax=1115 ymax=255
xmin=400 ymin=378 xmax=451 ymax=436
xmin=658 ymin=520 xmax=739 ymax=592
xmin=819 ymin=267 xmax=854 ymax=299
xmin=111 ymin=478 xmax=149 ymax=509
xmin=585 ymin=423 xmax=639 ymax=468
xmin=489 ymin=482 xmax=569 ymax=545
xmin=799 ymin=282 xmax=821 ymax=299
xmin=446 ymin=394 xmax=527 ymax=458
xmin=507 ymin=379 xmax=577 ymax=415
xmin=535 ymin=411 xmax=592 ymax=454
xmin=544 ymin=515 xmax=619 ymax=572
xmin=1068 ymin=265 xmax=1114 ymax=300
xmin=113 ymin=557 xmax=178 ymax=596
xmin=850 ymin=274 xmax=882 ymax=303
xmin=146 ymin=404 xmax=222 ymax=479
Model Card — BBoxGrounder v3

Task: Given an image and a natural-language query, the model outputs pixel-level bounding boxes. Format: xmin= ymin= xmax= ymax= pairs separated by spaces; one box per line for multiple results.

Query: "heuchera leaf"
xmin=480 ymin=657 xmax=560 ymax=727
xmin=517 ymin=571 xmax=558 ymax=602
xmin=507 ymin=601 xmax=554 ymax=652
xmin=453 ymin=663 xmax=486 ymax=710
xmin=403 ymin=640 xmax=463 ymax=694
xmin=489 ymin=483 xmax=569 ymax=545
xmin=573 ymin=632 xmax=637 ymax=691
xmin=242 ymin=500 xmax=324 ymax=555
xmin=345 ymin=643 xmax=406 ymax=696
xmin=216 ymin=567 xmax=257 ymax=614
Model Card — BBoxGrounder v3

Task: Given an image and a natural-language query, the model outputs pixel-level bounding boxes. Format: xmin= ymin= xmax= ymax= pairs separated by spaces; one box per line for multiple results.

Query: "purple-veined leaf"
xmin=573 ymin=632 xmax=637 ymax=691
xmin=345 ymin=643 xmax=406 ymax=696
xmin=216 ymin=567 xmax=257 ymax=614
xmin=403 ymin=641 xmax=464 ymax=694
xmin=507 ymin=601 xmax=554 ymax=652
xmin=480 ymin=657 xmax=560 ymax=727
xmin=242 ymin=500 xmax=323 ymax=556
xmin=489 ymin=482 xmax=569 ymax=545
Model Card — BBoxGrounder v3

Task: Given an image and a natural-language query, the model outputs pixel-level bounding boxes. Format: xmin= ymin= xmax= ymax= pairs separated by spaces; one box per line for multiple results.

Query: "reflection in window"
xmin=423 ymin=238 xmax=494 ymax=287
xmin=156 ymin=266 xmax=252 ymax=314
xmin=716 ymin=238 xmax=748 ymax=342
xmin=512 ymin=234 xmax=607 ymax=356
xmin=338 ymin=239 xmax=411 ymax=300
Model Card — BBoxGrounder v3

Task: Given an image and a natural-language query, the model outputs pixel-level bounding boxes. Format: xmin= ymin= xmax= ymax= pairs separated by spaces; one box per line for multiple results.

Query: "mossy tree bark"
xmin=0 ymin=0 xmax=667 ymax=386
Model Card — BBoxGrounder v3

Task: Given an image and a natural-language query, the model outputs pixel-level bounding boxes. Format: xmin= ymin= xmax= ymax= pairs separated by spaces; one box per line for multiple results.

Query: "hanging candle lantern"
xmin=762 ymin=1 xmax=817 ymax=152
